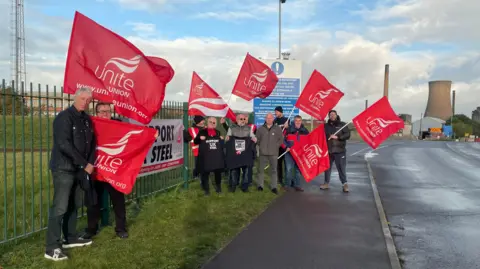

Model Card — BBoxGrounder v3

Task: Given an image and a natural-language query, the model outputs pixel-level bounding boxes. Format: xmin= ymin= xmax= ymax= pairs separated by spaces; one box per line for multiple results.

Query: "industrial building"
xmin=411 ymin=117 xmax=445 ymax=138
xmin=473 ymin=107 xmax=480 ymax=123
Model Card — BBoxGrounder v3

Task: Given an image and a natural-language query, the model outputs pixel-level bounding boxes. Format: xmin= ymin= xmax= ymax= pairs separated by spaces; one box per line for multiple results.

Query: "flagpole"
xmin=264 ymin=150 xmax=289 ymax=170
xmin=328 ymin=121 xmax=352 ymax=140
xmin=281 ymin=107 xmax=295 ymax=131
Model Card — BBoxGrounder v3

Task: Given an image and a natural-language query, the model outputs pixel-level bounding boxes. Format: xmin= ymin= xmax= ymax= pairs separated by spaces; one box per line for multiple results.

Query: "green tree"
xmin=0 ymin=86 xmax=29 ymax=115
xmin=446 ymin=114 xmax=480 ymax=136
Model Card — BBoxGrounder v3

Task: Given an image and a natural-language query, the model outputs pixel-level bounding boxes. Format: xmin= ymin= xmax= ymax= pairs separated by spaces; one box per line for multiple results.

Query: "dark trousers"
xmin=45 ymin=171 xmax=83 ymax=251
xmin=200 ymin=169 xmax=222 ymax=194
xmin=230 ymin=166 xmax=252 ymax=191
xmin=87 ymin=181 xmax=126 ymax=233
xmin=324 ymin=152 xmax=347 ymax=184
xmin=244 ymin=165 xmax=253 ymax=186
xmin=277 ymin=147 xmax=286 ymax=185
xmin=193 ymin=156 xmax=199 ymax=178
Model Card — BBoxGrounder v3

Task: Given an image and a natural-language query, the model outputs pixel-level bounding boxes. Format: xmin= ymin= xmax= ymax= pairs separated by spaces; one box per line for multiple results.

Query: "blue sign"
xmin=271 ymin=78 xmax=300 ymax=97
xmin=443 ymin=125 xmax=452 ymax=137
xmin=253 ymin=97 xmax=299 ymax=126
xmin=271 ymin=61 xmax=284 ymax=76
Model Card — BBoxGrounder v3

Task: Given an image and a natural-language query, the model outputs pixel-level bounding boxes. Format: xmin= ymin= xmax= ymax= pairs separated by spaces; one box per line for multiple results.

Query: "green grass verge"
xmin=0 ymin=181 xmax=277 ymax=269
xmin=0 ymin=115 xmax=54 ymax=150
xmin=0 ymin=151 xmax=188 ymax=243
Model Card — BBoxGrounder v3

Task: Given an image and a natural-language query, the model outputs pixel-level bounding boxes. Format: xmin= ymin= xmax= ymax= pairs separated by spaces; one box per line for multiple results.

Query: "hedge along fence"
xmin=0 ymin=79 xmax=193 ymax=245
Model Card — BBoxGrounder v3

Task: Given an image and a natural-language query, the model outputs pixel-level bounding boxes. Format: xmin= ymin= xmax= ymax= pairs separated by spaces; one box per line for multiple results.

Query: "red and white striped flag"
xmin=188 ymin=71 xmax=236 ymax=121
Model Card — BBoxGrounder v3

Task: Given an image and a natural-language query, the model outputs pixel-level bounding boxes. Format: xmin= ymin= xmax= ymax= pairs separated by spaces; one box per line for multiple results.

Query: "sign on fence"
xmin=130 ymin=119 xmax=184 ymax=176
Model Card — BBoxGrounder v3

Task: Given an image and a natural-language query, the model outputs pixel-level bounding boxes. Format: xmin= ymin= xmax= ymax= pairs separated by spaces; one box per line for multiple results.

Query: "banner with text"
xmin=138 ymin=119 xmax=184 ymax=176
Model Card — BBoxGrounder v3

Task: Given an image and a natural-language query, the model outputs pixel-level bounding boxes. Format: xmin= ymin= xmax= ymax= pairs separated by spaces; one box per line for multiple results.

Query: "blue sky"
xmin=1 ymin=0 xmax=479 ymax=120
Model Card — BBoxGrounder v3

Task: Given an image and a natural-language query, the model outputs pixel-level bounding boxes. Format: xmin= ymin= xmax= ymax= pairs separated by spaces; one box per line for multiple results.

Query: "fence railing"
xmin=0 ymin=79 xmax=193 ymax=245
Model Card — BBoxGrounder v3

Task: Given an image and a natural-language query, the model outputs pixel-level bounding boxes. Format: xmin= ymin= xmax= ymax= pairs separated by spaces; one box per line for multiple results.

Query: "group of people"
xmin=185 ymin=106 xmax=352 ymax=196
xmin=43 ymin=87 xmax=352 ymax=262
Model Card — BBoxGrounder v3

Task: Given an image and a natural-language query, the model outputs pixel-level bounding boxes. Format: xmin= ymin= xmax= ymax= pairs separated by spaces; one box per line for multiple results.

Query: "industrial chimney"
xmin=424 ymin=80 xmax=453 ymax=121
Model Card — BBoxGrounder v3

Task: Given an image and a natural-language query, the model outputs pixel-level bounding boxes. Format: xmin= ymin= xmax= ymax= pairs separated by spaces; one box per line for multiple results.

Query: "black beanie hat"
xmin=275 ymin=106 xmax=283 ymax=113
xmin=193 ymin=116 xmax=204 ymax=124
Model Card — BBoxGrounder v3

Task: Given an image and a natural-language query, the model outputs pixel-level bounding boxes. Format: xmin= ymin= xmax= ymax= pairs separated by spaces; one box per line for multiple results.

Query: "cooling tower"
xmin=424 ymin=80 xmax=453 ymax=121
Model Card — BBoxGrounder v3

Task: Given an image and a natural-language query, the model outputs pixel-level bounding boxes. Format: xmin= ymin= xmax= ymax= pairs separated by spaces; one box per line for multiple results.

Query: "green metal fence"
xmin=0 ymin=79 xmax=193 ymax=245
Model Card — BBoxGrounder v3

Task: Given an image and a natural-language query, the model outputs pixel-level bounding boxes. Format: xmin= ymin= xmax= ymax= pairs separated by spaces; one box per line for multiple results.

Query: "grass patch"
xmin=0 ymin=115 xmax=54 ymax=150
xmin=0 ymin=181 xmax=277 ymax=269
xmin=0 ymin=151 xmax=188 ymax=243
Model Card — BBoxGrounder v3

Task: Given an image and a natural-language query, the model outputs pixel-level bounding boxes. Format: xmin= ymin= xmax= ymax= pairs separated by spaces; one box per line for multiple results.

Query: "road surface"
xmin=367 ymin=140 xmax=480 ymax=269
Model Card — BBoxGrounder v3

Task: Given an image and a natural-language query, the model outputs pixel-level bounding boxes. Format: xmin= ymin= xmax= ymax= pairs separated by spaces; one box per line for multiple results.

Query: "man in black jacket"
xmin=44 ymin=87 xmax=96 ymax=261
xmin=321 ymin=110 xmax=351 ymax=193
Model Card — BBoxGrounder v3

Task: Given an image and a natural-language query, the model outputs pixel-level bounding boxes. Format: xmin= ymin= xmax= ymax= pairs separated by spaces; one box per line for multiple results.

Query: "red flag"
xmin=295 ymin=70 xmax=344 ymax=120
xmin=231 ymin=53 xmax=279 ymax=101
xmin=63 ymin=11 xmax=174 ymax=124
xmin=188 ymin=71 xmax=236 ymax=121
xmin=92 ymin=117 xmax=156 ymax=194
xmin=290 ymin=124 xmax=330 ymax=182
xmin=353 ymin=96 xmax=404 ymax=149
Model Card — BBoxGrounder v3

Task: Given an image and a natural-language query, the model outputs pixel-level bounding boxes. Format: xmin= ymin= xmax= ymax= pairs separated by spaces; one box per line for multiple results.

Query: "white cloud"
xmin=357 ymin=0 xmax=480 ymax=46
xmin=1 ymin=0 xmax=479 ymax=123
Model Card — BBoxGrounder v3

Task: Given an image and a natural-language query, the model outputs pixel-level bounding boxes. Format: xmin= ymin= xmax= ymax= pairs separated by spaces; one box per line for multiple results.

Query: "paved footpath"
xmin=202 ymin=158 xmax=392 ymax=269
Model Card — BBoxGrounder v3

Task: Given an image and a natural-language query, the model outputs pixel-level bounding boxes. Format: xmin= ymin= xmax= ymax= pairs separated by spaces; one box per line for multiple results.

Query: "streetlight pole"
xmin=279 ymin=0 xmax=286 ymax=59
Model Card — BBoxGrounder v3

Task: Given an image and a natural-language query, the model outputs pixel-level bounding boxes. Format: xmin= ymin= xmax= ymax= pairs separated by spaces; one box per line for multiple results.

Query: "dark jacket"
xmin=194 ymin=128 xmax=225 ymax=173
xmin=49 ymin=106 xmax=96 ymax=173
xmin=225 ymin=136 xmax=255 ymax=169
xmin=274 ymin=116 xmax=289 ymax=127
xmin=324 ymin=117 xmax=350 ymax=153
xmin=282 ymin=124 xmax=309 ymax=149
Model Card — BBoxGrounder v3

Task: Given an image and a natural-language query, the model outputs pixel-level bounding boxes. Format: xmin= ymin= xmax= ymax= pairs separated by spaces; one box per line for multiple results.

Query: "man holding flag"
xmin=320 ymin=110 xmax=351 ymax=192
xmin=282 ymin=115 xmax=308 ymax=192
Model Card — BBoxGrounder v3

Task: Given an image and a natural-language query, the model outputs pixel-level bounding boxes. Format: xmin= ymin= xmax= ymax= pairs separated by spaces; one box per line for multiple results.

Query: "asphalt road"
xmin=367 ymin=140 xmax=480 ymax=269
xmin=203 ymin=141 xmax=392 ymax=269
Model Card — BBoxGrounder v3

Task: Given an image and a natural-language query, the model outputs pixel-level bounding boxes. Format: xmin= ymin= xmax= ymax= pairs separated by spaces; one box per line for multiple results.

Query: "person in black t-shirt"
xmin=194 ymin=117 xmax=225 ymax=195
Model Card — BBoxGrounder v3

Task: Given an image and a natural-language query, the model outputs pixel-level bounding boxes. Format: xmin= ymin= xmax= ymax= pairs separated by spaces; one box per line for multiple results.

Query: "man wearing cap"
xmin=273 ymin=106 xmax=289 ymax=186
xmin=321 ymin=110 xmax=351 ymax=193
xmin=183 ymin=116 xmax=205 ymax=179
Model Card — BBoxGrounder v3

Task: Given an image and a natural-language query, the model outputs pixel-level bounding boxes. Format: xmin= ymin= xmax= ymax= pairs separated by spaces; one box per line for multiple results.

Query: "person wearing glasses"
xmin=224 ymin=113 xmax=257 ymax=192
xmin=82 ymin=102 xmax=129 ymax=240
xmin=194 ymin=117 xmax=225 ymax=195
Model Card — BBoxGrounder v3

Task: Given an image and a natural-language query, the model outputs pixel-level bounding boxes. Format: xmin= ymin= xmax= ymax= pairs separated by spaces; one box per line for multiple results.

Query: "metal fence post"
xmin=182 ymin=102 xmax=189 ymax=189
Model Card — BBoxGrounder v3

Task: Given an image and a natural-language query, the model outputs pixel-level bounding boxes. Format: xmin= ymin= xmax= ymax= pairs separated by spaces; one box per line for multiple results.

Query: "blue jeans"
xmin=230 ymin=166 xmax=250 ymax=191
xmin=285 ymin=152 xmax=302 ymax=188
xmin=243 ymin=166 xmax=253 ymax=186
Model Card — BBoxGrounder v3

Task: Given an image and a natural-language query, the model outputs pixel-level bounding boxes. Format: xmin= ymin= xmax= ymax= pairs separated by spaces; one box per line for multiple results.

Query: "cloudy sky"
xmin=0 ymin=0 xmax=479 ymax=121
